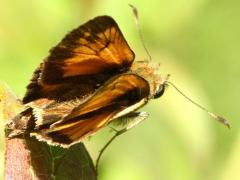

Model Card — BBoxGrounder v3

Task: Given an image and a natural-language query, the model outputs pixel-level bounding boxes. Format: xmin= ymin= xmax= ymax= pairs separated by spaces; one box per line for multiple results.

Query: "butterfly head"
xmin=153 ymin=72 xmax=170 ymax=99
xmin=153 ymin=84 xmax=165 ymax=99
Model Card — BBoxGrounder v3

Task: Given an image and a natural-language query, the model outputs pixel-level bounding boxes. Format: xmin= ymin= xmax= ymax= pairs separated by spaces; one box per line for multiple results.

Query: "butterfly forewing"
xmin=32 ymin=74 xmax=150 ymax=146
xmin=23 ymin=16 xmax=134 ymax=103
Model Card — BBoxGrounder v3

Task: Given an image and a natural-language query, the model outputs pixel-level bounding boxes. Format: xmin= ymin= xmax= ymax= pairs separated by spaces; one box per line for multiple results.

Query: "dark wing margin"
xmin=23 ymin=16 xmax=134 ymax=103
xmin=32 ymin=74 xmax=150 ymax=147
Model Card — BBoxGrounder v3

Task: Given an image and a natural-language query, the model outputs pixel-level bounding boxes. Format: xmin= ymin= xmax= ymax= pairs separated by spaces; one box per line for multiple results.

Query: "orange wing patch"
xmin=43 ymin=107 xmax=117 ymax=145
xmin=23 ymin=16 xmax=134 ymax=103
xmin=43 ymin=16 xmax=134 ymax=82
xmin=66 ymin=74 xmax=150 ymax=118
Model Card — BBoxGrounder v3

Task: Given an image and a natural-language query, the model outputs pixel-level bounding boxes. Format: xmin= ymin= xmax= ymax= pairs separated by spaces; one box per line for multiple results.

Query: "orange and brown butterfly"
xmin=5 ymin=16 xmax=168 ymax=147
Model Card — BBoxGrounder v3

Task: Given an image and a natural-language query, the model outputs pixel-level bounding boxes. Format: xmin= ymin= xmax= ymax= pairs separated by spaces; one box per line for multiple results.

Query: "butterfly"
xmin=5 ymin=16 xmax=168 ymax=147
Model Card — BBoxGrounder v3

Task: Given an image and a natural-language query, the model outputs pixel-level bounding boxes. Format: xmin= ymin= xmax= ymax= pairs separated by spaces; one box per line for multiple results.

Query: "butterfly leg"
xmin=95 ymin=111 xmax=149 ymax=173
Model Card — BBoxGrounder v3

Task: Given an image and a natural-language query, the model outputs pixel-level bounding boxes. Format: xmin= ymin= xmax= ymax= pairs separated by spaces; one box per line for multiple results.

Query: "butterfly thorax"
xmin=130 ymin=61 xmax=168 ymax=99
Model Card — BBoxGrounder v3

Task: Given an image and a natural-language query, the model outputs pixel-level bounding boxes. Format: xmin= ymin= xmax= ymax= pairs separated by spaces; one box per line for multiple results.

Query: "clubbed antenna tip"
xmin=167 ymin=81 xmax=231 ymax=129
xmin=129 ymin=4 xmax=138 ymax=20
xmin=129 ymin=4 xmax=152 ymax=62
xmin=208 ymin=112 xmax=231 ymax=129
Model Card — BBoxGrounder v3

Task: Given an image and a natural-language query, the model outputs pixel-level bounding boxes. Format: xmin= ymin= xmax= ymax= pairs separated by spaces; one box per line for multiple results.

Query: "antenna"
xmin=129 ymin=4 xmax=152 ymax=62
xmin=167 ymin=81 xmax=230 ymax=128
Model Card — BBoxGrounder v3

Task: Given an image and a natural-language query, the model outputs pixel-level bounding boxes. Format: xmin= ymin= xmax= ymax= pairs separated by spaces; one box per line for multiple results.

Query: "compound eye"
xmin=153 ymin=85 xmax=165 ymax=99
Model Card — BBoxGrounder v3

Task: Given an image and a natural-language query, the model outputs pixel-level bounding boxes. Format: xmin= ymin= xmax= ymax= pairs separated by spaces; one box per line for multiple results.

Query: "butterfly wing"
xmin=31 ymin=74 xmax=150 ymax=147
xmin=23 ymin=16 xmax=134 ymax=103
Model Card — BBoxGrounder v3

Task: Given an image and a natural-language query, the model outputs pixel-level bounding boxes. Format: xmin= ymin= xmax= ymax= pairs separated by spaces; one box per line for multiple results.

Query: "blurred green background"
xmin=0 ymin=0 xmax=239 ymax=179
